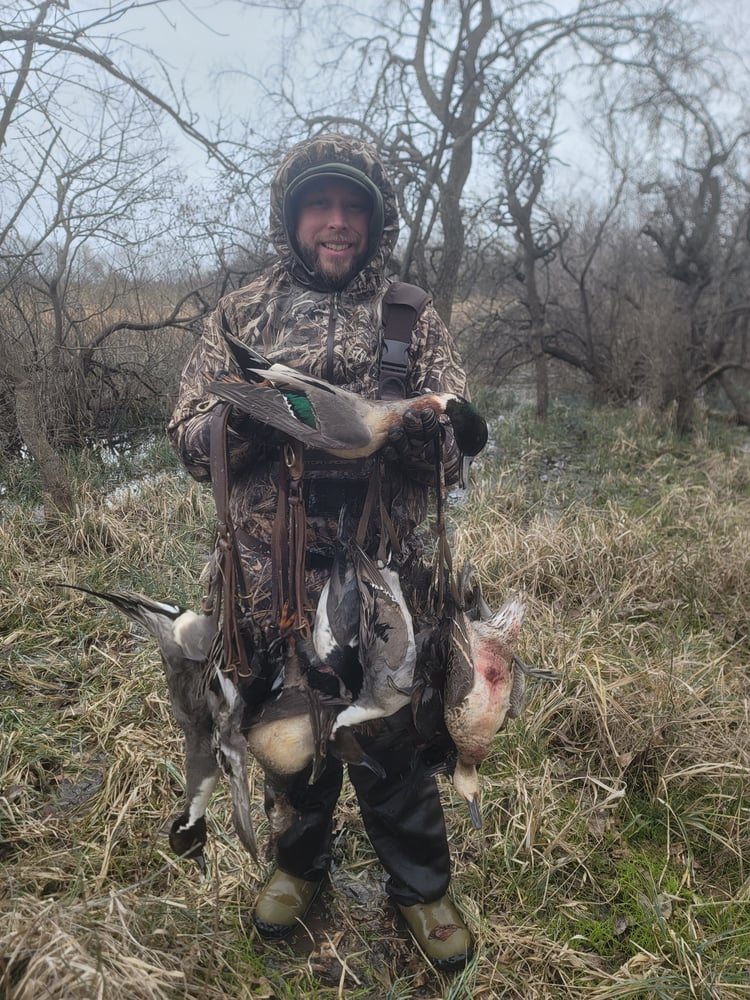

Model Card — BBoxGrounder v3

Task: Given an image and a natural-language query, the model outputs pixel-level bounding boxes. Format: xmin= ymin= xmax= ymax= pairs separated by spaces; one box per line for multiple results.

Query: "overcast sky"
xmin=117 ymin=1 xmax=305 ymax=174
xmin=112 ymin=0 xmax=750 ymax=190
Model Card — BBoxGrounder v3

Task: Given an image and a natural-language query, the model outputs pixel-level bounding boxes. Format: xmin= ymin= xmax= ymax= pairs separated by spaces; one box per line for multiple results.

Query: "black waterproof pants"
xmin=272 ymin=709 xmax=451 ymax=907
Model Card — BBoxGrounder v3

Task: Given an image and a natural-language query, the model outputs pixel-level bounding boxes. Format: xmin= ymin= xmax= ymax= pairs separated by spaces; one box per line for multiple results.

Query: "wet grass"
xmin=1 ymin=401 xmax=749 ymax=998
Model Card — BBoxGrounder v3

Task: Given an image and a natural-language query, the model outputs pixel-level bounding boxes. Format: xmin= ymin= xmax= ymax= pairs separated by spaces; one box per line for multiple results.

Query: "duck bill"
xmin=467 ymin=795 xmax=483 ymax=830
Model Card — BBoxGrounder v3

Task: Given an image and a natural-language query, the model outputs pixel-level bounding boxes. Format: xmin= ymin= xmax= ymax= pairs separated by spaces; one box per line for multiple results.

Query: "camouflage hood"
xmin=269 ymin=133 xmax=399 ymax=296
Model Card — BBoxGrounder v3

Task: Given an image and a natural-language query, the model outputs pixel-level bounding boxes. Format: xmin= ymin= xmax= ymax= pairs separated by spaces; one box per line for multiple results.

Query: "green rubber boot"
xmin=253 ymin=869 xmax=321 ymax=938
xmin=397 ymin=895 xmax=474 ymax=972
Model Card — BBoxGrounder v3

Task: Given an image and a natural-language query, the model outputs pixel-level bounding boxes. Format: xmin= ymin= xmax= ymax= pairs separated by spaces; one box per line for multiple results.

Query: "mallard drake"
xmin=206 ymin=335 xmax=488 ymax=460
xmin=54 ymin=583 xmax=258 ymax=865
xmin=444 ymin=590 xmax=526 ymax=830
xmin=330 ymin=546 xmax=417 ymax=735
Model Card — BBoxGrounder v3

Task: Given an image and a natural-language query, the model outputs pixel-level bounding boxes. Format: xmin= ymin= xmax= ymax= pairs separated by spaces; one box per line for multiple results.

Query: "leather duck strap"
xmin=271 ymin=441 xmax=311 ymax=636
xmin=209 ymin=402 xmax=253 ymax=682
xmin=355 ymin=458 xmax=401 ymax=564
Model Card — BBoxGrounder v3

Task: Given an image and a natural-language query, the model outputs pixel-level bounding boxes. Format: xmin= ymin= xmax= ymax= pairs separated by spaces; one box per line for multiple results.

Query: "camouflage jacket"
xmin=168 ymin=134 xmax=468 ymax=623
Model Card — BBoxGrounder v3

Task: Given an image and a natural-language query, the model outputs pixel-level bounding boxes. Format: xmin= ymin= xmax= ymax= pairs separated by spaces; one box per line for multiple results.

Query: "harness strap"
xmin=355 ymin=458 xmax=402 ymax=565
xmin=209 ymin=403 xmax=254 ymax=683
xmin=379 ymin=281 xmax=431 ymax=400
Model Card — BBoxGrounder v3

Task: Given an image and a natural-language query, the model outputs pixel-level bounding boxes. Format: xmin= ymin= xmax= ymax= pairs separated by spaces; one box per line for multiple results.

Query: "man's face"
xmin=295 ymin=177 xmax=371 ymax=289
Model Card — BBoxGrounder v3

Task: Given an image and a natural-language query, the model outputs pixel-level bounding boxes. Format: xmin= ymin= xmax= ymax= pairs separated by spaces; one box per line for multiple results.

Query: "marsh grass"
xmin=1 ymin=403 xmax=748 ymax=999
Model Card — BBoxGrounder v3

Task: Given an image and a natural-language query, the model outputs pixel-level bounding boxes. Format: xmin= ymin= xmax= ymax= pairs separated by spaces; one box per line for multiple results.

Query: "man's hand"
xmin=227 ymin=408 xmax=288 ymax=449
xmin=384 ymin=407 xmax=442 ymax=480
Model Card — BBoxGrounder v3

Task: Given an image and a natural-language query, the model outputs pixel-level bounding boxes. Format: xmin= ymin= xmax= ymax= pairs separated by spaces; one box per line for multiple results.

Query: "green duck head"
xmin=444 ymin=398 xmax=488 ymax=456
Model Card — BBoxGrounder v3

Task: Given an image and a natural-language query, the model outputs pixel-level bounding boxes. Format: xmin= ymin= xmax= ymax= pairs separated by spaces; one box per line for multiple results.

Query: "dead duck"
xmin=54 ymin=583 xmax=258 ymax=866
xmin=312 ymin=510 xmax=360 ymax=676
xmin=443 ymin=588 xmax=526 ymax=829
xmin=206 ymin=335 xmax=488 ymax=460
xmin=244 ymin=632 xmax=385 ymax=855
xmin=245 ymin=632 xmax=385 ymax=782
xmin=330 ymin=546 xmax=417 ymax=735
xmin=245 ymin=634 xmax=332 ymax=785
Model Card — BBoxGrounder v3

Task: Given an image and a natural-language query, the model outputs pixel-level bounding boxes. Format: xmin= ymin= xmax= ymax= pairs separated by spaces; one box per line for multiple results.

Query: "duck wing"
xmin=210 ymin=663 xmax=258 ymax=861
xmin=206 ymin=375 xmax=376 ymax=455
xmin=362 ymin=562 xmax=416 ymax=678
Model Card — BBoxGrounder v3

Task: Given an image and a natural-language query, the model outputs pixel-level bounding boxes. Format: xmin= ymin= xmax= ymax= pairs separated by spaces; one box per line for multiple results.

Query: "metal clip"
xmin=284 ymin=441 xmax=305 ymax=481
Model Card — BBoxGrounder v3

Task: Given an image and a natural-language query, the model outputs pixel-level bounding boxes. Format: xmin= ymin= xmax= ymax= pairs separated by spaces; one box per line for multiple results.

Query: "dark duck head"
xmin=442 ymin=397 xmax=488 ymax=457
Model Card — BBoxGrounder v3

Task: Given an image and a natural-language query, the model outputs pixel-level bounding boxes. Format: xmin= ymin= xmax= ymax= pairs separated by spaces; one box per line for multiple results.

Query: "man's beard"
xmin=298 ymin=243 xmax=367 ymax=290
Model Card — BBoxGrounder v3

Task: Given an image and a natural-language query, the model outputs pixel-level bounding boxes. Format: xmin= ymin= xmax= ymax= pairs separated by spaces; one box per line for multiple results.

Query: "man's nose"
xmin=327 ymin=201 xmax=348 ymax=226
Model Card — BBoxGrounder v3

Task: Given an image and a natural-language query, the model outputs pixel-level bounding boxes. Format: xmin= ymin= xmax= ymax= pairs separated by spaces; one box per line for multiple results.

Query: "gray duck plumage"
xmin=330 ymin=546 xmax=417 ymax=735
xmin=54 ymin=583 xmax=258 ymax=866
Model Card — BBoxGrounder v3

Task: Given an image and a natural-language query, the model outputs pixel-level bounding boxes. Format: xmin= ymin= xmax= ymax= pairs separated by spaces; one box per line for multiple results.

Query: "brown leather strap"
xmin=209 ymin=403 xmax=253 ymax=683
xmin=355 ymin=462 xmax=380 ymax=550
xmin=355 ymin=459 xmax=401 ymax=565
xmin=271 ymin=441 xmax=311 ymax=636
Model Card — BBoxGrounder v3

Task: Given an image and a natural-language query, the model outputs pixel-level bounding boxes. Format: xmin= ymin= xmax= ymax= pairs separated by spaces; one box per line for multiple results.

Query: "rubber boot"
xmin=253 ymin=869 xmax=321 ymax=937
xmin=397 ymin=895 xmax=474 ymax=972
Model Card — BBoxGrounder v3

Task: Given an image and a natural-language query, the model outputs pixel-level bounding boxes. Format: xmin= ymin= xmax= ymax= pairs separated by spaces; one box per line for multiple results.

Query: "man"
xmin=168 ymin=133 xmax=475 ymax=972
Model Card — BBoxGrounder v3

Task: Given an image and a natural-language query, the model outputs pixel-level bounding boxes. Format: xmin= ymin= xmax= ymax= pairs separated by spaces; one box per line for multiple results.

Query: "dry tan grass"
xmin=1 ymin=406 xmax=748 ymax=998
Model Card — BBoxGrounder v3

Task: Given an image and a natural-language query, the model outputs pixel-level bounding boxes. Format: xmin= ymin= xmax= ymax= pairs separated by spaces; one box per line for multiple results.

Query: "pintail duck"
xmin=206 ymin=334 xmax=488 ymax=460
xmin=54 ymin=583 xmax=258 ymax=866
xmin=312 ymin=507 xmax=359 ymax=678
xmin=330 ymin=546 xmax=417 ymax=735
xmin=59 ymin=585 xmax=388 ymax=864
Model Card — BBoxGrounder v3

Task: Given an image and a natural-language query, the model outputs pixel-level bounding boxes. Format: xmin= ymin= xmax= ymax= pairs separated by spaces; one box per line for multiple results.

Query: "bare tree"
xmin=638 ymin=119 xmax=750 ymax=429
xmin=551 ymin=171 xmax=641 ymax=401
xmin=284 ymin=0 xmax=713 ymax=329
xmin=495 ymin=91 xmax=565 ymax=419
xmin=0 ymin=1 xmax=274 ymax=511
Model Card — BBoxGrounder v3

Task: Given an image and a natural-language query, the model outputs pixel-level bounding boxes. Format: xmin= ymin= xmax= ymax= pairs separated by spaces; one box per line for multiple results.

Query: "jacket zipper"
xmin=326 ymin=292 xmax=339 ymax=382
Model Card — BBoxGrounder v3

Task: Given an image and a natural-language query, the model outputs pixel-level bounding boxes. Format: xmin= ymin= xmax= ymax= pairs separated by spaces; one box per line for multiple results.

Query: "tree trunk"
xmin=13 ymin=374 xmax=74 ymax=514
xmin=532 ymin=324 xmax=550 ymax=420
xmin=718 ymin=369 xmax=750 ymax=427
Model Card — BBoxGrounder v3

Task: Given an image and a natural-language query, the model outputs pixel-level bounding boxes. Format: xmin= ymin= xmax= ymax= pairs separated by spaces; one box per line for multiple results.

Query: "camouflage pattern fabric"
xmin=168 ymin=133 xmax=468 ymax=637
